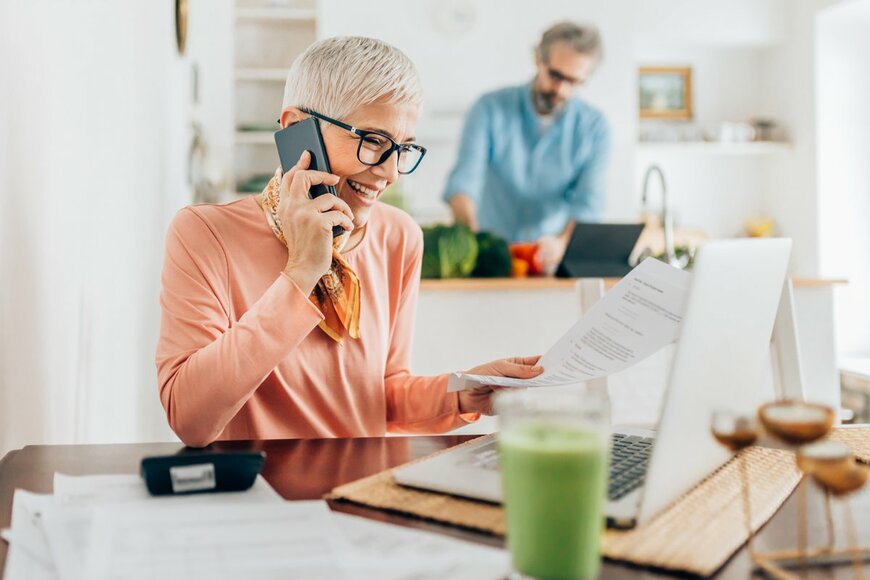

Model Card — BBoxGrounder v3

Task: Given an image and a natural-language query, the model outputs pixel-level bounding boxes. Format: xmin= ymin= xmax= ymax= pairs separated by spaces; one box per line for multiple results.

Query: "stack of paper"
xmin=2 ymin=473 xmax=509 ymax=579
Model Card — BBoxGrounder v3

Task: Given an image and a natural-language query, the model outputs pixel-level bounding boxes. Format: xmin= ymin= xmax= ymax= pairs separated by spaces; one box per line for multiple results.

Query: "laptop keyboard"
xmin=608 ymin=434 xmax=653 ymax=500
xmin=465 ymin=433 xmax=654 ymax=501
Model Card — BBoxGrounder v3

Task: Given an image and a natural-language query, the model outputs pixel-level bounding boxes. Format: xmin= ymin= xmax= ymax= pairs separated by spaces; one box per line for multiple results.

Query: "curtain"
xmin=0 ymin=1 xmax=190 ymax=454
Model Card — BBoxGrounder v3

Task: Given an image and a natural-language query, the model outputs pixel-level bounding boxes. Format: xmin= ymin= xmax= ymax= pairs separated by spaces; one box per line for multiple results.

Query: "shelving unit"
xmin=633 ymin=25 xmax=797 ymax=242
xmin=636 ymin=141 xmax=792 ymax=156
xmin=231 ymin=1 xmax=318 ymax=196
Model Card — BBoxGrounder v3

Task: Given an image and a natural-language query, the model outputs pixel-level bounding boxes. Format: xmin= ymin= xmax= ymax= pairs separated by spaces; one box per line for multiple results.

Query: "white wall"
xmin=634 ymin=0 xmax=786 ymax=47
xmin=0 ymin=1 xmax=188 ymax=453
xmin=816 ymin=0 xmax=870 ymax=356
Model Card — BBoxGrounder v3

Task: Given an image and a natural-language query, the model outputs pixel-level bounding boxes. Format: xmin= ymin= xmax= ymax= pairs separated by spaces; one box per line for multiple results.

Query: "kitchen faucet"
xmin=641 ymin=164 xmax=680 ymax=268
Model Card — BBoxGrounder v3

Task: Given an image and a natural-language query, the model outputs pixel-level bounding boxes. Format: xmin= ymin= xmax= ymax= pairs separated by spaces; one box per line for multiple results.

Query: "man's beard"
xmin=532 ymin=87 xmax=563 ymax=116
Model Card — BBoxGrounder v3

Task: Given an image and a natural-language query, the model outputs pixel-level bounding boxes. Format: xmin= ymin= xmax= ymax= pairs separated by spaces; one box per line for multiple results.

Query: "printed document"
xmin=5 ymin=475 xmax=512 ymax=580
xmin=448 ymin=258 xmax=693 ymax=391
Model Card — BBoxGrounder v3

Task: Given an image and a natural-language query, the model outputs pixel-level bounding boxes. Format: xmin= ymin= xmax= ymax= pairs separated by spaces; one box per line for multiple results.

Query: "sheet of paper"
xmin=2 ymin=490 xmax=59 ymax=580
xmin=448 ymin=258 xmax=693 ymax=391
xmin=83 ymin=501 xmax=355 ymax=580
xmin=42 ymin=473 xmax=282 ymax=580
xmin=333 ymin=513 xmax=510 ymax=580
xmin=52 ymin=472 xmax=282 ymax=506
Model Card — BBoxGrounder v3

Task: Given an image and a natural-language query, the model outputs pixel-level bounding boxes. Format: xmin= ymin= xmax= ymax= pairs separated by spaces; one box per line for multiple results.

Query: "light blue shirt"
xmin=443 ymin=81 xmax=610 ymax=242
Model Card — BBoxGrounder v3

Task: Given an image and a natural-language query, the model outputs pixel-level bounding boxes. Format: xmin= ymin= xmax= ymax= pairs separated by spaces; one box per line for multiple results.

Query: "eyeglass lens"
xmin=357 ymin=134 xmax=422 ymax=174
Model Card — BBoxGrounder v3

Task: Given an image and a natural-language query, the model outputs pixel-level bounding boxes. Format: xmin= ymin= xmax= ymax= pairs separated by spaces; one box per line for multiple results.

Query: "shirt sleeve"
xmin=442 ymin=97 xmax=493 ymax=204
xmin=384 ymin=226 xmax=479 ymax=433
xmin=155 ymin=208 xmax=324 ymax=447
xmin=565 ymin=114 xmax=611 ymax=222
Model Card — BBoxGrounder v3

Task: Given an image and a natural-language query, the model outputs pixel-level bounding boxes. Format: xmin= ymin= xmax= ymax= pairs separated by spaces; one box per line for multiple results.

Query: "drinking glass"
xmin=496 ymin=389 xmax=610 ymax=580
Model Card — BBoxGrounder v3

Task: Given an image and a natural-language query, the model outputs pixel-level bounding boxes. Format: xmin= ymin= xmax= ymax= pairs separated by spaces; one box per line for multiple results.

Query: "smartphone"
xmin=274 ymin=117 xmax=343 ymax=237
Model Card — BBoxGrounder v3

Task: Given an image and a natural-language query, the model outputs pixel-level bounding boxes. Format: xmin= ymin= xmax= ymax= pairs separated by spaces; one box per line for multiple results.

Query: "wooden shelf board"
xmin=235 ymin=131 xmax=274 ymax=145
xmin=637 ymin=142 xmax=792 ymax=155
xmin=235 ymin=7 xmax=316 ymax=21
xmin=235 ymin=68 xmax=288 ymax=82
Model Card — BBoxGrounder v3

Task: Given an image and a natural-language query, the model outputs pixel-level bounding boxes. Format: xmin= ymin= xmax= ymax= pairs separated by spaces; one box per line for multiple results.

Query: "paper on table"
xmin=333 ymin=512 xmax=510 ymax=580
xmin=42 ymin=473 xmax=282 ymax=580
xmin=448 ymin=258 xmax=693 ymax=391
xmin=52 ymin=472 xmax=282 ymax=506
xmin=2 ymin=491 xmax=59 ymax=580
xmin=83 ymin=501 xmax=355 ymax=580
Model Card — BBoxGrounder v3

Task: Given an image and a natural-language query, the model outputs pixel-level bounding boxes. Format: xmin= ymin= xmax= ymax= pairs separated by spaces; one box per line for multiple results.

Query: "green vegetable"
xmin=421 ymin=224 xmax=479 ymax=279
xmin=471 ymin=231 xmax=512 ymax=277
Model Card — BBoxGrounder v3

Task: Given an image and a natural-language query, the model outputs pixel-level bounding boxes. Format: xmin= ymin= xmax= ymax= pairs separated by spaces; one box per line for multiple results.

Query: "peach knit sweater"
xmin=156 ymin=197 xmax=473 ymax=446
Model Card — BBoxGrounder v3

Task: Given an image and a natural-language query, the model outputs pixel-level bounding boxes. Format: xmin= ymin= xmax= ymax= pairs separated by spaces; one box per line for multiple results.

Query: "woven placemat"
xmin=328 ymin=437 xmax=801 ymax=576
xmin=600 ymin=447 xmax=799 ymax=576
xmin=830 ymin=426 xmax=870 ymax=463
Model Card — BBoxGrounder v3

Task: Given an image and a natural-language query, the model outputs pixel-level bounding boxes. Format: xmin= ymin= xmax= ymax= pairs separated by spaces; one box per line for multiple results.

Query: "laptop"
xmin=555 ymin=223 xmax=645 ymax=278
xmin=394 ymin=238 xmax=792 ymax=528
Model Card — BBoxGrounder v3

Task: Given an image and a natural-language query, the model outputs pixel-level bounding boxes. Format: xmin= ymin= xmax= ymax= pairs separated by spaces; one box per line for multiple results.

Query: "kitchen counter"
xmin=420 ymin=276 xmax=846 ymax=291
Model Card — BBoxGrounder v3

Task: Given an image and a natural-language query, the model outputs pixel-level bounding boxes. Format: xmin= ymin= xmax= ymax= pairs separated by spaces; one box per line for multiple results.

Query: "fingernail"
xmin=531 ymin=366 xmax=543 ymax=372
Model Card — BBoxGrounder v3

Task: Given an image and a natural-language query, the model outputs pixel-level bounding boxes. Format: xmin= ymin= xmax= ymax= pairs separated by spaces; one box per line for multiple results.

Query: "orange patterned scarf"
xmin=260 ymin=176 xmax=361 ymax=344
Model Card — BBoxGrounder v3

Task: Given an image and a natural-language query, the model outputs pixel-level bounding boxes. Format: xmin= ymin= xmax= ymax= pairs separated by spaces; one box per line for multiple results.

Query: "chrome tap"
xmin=641 ymin=165 xmax=680 ymax=268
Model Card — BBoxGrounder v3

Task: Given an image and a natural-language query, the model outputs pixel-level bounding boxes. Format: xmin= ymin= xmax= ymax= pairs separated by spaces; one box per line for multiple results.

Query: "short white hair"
xmin=282 ymin=36 xmax=423 ymax=119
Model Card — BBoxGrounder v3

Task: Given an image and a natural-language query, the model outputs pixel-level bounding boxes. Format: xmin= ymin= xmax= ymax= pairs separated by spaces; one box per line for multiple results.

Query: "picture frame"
xmin=639 ymin=66 xmax=693 ymax=120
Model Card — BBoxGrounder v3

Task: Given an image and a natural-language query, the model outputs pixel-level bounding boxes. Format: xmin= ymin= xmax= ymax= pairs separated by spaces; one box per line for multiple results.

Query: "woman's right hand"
xmin=277 ymin=151 xmax=355 ymax=294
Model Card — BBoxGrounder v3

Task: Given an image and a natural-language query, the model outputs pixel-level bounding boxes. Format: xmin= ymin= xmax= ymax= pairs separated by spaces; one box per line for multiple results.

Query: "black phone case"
xmin=140 ymin=451 xmax=266 ymax=496
xmin=274 ymin=118 xmax=343 ymax=237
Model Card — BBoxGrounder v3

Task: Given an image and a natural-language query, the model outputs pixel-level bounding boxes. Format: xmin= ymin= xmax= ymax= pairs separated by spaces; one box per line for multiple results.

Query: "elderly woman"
xmin=156 ymin=36 xmax=541 ymax=447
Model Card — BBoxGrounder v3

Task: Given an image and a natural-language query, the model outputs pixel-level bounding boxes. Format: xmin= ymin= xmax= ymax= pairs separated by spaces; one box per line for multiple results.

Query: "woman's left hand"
xmin=457 ymin=355 xmax=542 ymax=415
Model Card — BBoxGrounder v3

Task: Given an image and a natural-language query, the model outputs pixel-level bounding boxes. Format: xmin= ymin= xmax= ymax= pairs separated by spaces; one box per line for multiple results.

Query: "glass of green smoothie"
xmin=495 ymin=389 xmax=610 ymax=580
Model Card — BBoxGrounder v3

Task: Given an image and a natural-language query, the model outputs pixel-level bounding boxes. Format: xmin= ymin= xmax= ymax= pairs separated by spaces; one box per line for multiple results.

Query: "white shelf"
xmin=235 ymin=68 xmax=288 ymax=82
xmin=637 ymin=141 xmax=792 ymax=155
xmin=235 ymin=131 xmax=274 ymax=145
xmin=235 ymin=6 xmax=316 ymax=21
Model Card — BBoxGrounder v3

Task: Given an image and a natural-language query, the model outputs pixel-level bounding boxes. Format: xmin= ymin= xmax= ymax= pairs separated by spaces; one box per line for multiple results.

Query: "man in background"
xmin=443 ymin=21 xmax=610 ymax=274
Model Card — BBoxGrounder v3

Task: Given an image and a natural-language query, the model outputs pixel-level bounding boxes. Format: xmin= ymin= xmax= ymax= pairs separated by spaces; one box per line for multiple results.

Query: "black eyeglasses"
xmin=300 ymin=108 xmax=427 ymax=175
xmin=546 ymin=66 xmax=582 ymax=87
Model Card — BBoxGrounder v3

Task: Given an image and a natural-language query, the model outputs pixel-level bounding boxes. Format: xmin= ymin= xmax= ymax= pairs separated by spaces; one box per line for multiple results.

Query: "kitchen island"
xmin=411 ymin=277 xmax=845 ymax=434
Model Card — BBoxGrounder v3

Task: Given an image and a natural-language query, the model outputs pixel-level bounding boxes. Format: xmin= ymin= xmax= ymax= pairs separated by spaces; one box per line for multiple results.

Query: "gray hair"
xmin=535 ymin=22 xmax=602 ymax=63
xmin=282 ymin=36 xmax=423 ymax=119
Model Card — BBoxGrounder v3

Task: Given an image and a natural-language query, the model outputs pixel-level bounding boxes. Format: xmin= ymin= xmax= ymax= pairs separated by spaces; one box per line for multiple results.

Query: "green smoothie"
xmin=499 ymin=422 xmax=607 ymax=579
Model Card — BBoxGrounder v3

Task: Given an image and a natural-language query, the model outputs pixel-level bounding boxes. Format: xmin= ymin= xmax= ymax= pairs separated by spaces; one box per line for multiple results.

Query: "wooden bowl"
xmin=811 ymin=462 xmax=869 ymax=496
xmin=796 ymin=440 xmax=851 ymax=475
xmin=757 ymin=401 xmax=835 ymax=445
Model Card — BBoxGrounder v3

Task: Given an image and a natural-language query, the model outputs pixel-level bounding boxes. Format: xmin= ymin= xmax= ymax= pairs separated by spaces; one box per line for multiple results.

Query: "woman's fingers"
xmin=511 ymin=355 xmax=542 ymax=366
xmin=278 ymin=151 xmax=311 ymax=192
xmin=322 ymin=210 xmax=355 ymax=234
xmin=287 ymin=170 xmax=340 ymax=199
xmin=498 ymin=359 xmax=544 ymax=378
xmin=311 ymin=191 xmax=355 ymax=221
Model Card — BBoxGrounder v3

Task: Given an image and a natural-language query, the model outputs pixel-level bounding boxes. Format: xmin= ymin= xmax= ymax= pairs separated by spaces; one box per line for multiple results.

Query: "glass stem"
xmin=739 ymin=451 xmax=754 ymax=556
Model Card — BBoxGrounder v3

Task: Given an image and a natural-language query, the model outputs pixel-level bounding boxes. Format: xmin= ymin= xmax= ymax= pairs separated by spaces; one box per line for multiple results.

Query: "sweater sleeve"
xmin=384 ymin=226 xmax=480 ymax=433
xmin=155 ymin=208 xmax=324 ymax=447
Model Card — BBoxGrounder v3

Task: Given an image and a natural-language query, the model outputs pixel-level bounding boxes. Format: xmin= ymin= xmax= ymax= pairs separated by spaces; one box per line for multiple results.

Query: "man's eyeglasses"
xmin=300 ymin=108 xmax=427 ymax=175
xmin=546 ymin=66 xmax=582 ymax=88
